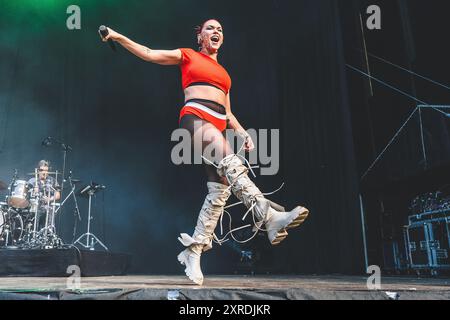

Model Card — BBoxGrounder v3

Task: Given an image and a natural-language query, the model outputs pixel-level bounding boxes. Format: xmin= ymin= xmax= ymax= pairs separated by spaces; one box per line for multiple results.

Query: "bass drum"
xmin=0 ymin=208 xmax=24 ymax=247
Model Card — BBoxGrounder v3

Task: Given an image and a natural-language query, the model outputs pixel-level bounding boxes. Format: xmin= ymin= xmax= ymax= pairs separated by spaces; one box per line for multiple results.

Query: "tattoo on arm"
xmin=139 ymin=46 xmax=151 ymax=61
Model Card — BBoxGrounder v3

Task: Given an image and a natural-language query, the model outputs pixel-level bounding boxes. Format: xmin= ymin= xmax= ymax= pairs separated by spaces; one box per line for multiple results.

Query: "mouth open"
xmin=211 ymin=35 xmax=220 ymax=44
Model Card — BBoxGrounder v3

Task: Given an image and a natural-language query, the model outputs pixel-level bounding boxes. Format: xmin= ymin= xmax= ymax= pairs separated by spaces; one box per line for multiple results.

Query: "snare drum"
xmin=7 ymin=180 xmax=30 ymax=209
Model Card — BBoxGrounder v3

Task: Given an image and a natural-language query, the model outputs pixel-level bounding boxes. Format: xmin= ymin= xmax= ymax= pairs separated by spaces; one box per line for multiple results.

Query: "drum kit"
xmin=0 ymin=169 xmax=61 ymax=249
xmin=0 ymin=168 xmax=107 ymax=250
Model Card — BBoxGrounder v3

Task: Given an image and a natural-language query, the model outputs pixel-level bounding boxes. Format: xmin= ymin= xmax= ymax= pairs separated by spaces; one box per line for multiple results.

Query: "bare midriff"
xmin=184 ymin=85 xmax=227 ymax=106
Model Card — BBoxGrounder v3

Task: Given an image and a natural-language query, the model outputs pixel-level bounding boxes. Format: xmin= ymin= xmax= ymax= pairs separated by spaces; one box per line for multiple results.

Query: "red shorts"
xmin=179 ymin=101 xmax=227 ymax=132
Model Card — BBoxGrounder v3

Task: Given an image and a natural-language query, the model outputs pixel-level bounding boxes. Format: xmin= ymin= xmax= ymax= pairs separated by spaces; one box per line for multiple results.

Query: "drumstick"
xmin=34 ymin=168 xmax=38 ymax=195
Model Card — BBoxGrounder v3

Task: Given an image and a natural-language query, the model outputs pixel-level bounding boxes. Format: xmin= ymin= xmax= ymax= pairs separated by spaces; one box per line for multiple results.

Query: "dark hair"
xmin=194 ymin=18 xmax=221 ymax=50
xmin=38 ymin=160 xmax=50 ymax=168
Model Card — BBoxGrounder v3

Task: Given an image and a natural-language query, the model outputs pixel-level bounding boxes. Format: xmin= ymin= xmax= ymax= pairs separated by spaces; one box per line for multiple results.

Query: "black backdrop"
xmin=341 ymin=0 xmax=450 ymax=269
xmin=0 ymin=0 xmax=364 ymax=274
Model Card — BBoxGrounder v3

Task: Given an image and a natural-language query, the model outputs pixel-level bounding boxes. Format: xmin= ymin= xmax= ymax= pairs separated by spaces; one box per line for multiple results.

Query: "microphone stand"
xmin=54 ymin=174 xmax=82 ymax=239
xmin=42 ymin=137 xmax=72 ymax=233
xmin=59 ymin=143 xmax=69 ymax=231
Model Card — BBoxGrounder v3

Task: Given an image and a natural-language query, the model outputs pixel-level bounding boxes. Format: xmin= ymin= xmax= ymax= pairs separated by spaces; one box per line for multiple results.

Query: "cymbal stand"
xmin=39 ymin=185 xmax=63 ymax=248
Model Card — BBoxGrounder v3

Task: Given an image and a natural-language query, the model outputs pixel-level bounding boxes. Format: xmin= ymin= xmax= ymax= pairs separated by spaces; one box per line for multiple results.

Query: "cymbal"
xmin=0 ymin=180 xmax=7 ymax=190
xmin=27 ymin=172 xmax=59 ymax=176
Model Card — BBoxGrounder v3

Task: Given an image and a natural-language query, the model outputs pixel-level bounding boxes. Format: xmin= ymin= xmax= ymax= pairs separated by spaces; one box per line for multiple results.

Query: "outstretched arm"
xmin=101 ymin=27 xmax=182 ymax=65
xmin=225 ymin=92 xmax=255 ymax=152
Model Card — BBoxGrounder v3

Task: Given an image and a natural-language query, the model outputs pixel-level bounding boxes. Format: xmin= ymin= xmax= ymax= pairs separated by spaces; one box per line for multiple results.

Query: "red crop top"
xmin=179 ymin=48 xmax=232 ymax=94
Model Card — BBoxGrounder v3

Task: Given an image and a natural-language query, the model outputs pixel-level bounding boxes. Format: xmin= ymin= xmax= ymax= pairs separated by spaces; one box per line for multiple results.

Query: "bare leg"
xmin=177 ymin=115 xmax=232 ymax=285
xmin=180 ymin=114 xmax=231 ymax=184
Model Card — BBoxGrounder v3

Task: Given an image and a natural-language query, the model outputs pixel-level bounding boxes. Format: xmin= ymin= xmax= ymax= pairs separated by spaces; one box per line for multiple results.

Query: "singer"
xmin=100 ymin=19 xmax=309 ymax=285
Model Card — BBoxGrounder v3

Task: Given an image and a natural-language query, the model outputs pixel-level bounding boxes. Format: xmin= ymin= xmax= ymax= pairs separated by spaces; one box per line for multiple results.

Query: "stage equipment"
xmin=0 ymin=205 xmax=24 ymax=247
xmin=405 ymin=190 xmax=450 ymax=274
xmin=7 ymin=180 xmax=30 ymax=209
xmin=348 ymin=57 xmax=450 ymax=180
xmin=41 ymin=136 xmax=72 ymax=232
xmin=1 ymin=168 xmax=65 ymax=249
xmin=74 ymin=182 xmax=108 ymax=251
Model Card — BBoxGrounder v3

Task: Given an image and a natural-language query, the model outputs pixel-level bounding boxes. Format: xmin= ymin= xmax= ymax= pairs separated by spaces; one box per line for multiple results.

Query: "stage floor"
xmin=0 ymin=275 xmax=449 ymax=300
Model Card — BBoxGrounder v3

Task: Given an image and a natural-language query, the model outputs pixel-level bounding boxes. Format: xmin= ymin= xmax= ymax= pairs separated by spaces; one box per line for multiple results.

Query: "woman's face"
xmin=198 ymin=19 xmax=223 ymax=53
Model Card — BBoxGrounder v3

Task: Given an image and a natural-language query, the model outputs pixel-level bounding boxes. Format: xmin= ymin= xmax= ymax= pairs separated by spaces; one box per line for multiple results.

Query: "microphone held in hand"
xmin=99 ymin=25 xmax=116 ymax=52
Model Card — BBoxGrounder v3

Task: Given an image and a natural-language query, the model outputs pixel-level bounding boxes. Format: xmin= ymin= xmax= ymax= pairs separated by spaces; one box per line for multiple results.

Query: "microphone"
xmin=42 ymin=137 xmax=52 ymax=147
xmin=41 ymin=136 xmax=72 ymax=151
xmin=91 ymin=182 xmax=106 ymax=190
xmin=99 ymin=25 xmax=117 ymax=52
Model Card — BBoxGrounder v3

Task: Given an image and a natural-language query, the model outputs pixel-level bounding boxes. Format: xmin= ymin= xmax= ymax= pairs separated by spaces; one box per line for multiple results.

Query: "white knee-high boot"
xmin=217 ymin=154 xmax=309 ymax=245
xmin=177 ymin=182 xmax=231 ymax=285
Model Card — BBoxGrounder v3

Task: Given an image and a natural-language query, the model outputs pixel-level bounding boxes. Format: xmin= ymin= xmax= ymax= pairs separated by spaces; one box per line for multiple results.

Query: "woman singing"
xmin=101 ymin=19 xmax=309 ymax=285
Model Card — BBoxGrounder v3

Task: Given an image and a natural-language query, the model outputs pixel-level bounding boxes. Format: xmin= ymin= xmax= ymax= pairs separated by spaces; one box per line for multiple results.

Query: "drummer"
xmin=27 ymin=160 xmax=60 ymax=203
